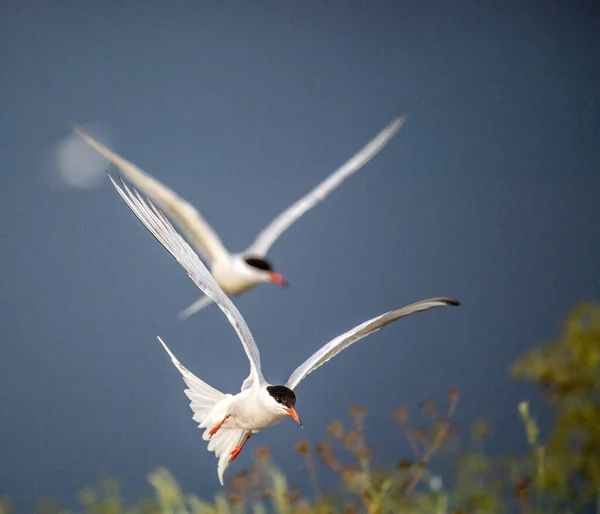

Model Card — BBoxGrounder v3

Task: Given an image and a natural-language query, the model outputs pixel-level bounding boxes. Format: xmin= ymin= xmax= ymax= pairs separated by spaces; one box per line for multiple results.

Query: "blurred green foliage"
xmin=2 ymin=303 xmax=598 ymax=513
xmin=511 ymin=302 xmax=600 ymax=511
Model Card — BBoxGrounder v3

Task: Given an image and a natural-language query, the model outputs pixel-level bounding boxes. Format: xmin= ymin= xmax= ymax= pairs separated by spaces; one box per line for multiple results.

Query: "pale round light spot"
xmin=429 ymin=476 xmax=443 ymax=491
xmin=55 ymin=123 xmax=113 ymax=189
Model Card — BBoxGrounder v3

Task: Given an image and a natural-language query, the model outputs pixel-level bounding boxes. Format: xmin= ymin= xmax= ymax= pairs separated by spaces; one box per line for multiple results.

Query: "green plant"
xmin=512 ymin=303 xmax=600 ymax=510
xmin=3 ymin=303 xmax=599 ymax=513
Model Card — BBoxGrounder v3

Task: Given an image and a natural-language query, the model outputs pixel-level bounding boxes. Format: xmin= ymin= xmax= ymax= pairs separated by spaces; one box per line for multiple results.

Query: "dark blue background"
xmin=1 ymin=1 xmax=599 ymax=508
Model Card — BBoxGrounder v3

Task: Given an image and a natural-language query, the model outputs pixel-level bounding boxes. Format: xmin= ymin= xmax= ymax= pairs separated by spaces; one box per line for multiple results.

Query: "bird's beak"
xmin=270 ymin=272 xmax=288 ymax=287
xmin=286 ymin=407 xmax=303 ymax=428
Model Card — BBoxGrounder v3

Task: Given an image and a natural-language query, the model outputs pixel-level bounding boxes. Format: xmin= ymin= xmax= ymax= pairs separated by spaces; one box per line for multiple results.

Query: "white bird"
xmin=109 ymin=176 xmax=460 ymax=485
xmin=74 ymin=114 xmax=407 ymax=319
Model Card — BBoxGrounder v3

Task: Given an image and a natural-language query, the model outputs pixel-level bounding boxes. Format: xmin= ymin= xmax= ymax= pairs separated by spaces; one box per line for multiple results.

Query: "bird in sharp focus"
xmin=74 ymin=114 xmax=407 ymax=319
xmin=109 ymin=176 xmax=460 ymax=485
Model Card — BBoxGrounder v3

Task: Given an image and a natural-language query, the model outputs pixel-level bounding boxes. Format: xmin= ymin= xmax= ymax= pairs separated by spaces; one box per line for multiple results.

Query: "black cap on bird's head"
xmin=267 ymin=385 xmax=302 ymax=427
xmin=244 ymin=256 xmax=288 ymax=287
xmin=244 ymin=256 xmax=274 ymax=272
xmin=267 ymin=385 xmax=296 ymax=407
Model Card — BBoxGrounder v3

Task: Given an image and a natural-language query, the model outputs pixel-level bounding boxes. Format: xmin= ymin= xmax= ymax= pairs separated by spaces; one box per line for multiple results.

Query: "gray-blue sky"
xmin=1 ymin=1 xmax=599 ymax=508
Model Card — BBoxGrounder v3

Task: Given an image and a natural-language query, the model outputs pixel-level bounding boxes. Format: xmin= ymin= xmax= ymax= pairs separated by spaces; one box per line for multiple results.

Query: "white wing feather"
xmin=285 ymin=297 xmax=460 ymax=391
xmin=157 ymin=336 xmax=225 ymax=419
xmin=245 ymin=114 xmax=408 ymax=256
xmin=73 ymin=125 xmax=229 ymax=264
xmin=157 ymin=336 xmax=245 ymax=485
xmin=110 ymin=175 xmax=264 ymax=388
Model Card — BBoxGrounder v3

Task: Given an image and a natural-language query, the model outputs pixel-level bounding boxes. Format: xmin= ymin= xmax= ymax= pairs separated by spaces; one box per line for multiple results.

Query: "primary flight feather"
xmin=110 ymin=177 xmax=459 ymax=484
xmin=75 ymin=114 xmax=407 ymax=319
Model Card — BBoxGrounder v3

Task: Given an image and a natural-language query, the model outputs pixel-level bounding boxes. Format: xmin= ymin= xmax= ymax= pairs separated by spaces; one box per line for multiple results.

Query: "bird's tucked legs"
xmin=209 ymin=415 xmax=230 ymax=438
xmin=229 ymin=432 xmax=252 ymax=462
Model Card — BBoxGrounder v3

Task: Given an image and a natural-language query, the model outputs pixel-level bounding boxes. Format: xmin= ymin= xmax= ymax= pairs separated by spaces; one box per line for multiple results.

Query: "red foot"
xmin=209 ymin=415 xmax=229 ymax=438
xmin=229 ymin=432 xmax=252 ymax=462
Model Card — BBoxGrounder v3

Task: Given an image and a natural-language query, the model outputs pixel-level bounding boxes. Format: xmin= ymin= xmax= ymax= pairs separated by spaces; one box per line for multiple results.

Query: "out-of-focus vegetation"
xmin=2 ymin=303 xmax=598 ymax=513
xmin=510 ymin=302 xmax=600 ymax=511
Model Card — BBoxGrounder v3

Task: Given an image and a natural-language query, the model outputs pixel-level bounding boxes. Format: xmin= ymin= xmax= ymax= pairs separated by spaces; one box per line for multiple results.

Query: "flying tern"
xmin=74 ymin=114 xmax=407 ymax=319
xmin=109 ymin=176 xmax=460 ymax=484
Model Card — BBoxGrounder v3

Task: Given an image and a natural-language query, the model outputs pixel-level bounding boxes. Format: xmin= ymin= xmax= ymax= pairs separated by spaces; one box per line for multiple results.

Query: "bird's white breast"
xmin=211 ymin=257 xmax=263 ymax=294
xmin=225 ymin=388 xmax=287 ymax=432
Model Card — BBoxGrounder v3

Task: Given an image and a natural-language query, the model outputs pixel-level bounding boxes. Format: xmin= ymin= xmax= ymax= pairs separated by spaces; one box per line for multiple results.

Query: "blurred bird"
xmin=110 ymin=177 xmax=460 ymax=485
xmin=74 ymin=114 xmax=407 ymax=319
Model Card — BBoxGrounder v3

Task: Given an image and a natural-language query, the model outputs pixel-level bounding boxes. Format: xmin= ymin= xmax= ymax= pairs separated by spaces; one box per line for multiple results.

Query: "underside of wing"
xmin=285 ymin=297 xmax=459 ymax=390
xmin=245 ymin=114 xmax=408 ymax=256
xmin=73 ymin=124 xmax=229 ymax=263
xmin=157 ymin=336 xmax=225 ymax=417
xmin=156 ymin=337 xmax=244 ymax=485
xmin=111 ymin=176 xmax=265 ymax=387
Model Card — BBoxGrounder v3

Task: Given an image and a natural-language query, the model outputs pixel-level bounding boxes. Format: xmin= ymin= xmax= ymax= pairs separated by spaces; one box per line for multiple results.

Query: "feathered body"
xmin=74 ymin=114 xmax=407 ymax=318
xmin=109 ymin=175 xmax=460 ymax=485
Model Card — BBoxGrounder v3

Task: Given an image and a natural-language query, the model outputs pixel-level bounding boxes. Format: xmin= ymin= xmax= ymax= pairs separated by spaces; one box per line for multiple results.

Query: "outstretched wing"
xmin=245 ymin=114 xmax=408 ymax=256
xmin=73 ymin=124 xmax=229 ymax=264
xmin=111 ymin=175 xmax=264 ymax=388
xmin=285 ymin=297 xmax=459 ymax=391
xmin=157 ymin=336 xmax=226 ymax=424
xmin=157 ymin=337 xmax=245 ymax=485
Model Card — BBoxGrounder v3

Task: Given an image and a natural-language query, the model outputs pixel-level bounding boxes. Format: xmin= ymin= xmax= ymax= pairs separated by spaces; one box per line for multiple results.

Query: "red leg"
xmin=229 ymin=432 xmax=252 ymax=462
xmin=209 ymin=415 xmax=230 ymax=438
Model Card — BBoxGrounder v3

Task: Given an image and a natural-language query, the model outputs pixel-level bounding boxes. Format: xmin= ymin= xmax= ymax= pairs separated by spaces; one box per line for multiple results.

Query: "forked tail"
xmin=208 ymin=427 xmax=248 ymax=485
xmin=177 ymin=295 xmax=215 ymax=321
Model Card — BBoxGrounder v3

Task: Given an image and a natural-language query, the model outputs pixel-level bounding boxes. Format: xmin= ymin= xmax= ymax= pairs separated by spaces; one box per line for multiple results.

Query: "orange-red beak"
xmin=286 ymin=407 xmax=303 ymax=428
xmin=270 ymin=272 xmax=288 ymax=287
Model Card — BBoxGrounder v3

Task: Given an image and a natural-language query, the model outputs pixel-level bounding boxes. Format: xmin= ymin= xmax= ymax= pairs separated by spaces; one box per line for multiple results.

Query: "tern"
xmin=74 ymin=114 xmax=407 ymax=319
xmin=109 ymin=176 xmax=460 ymax=484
